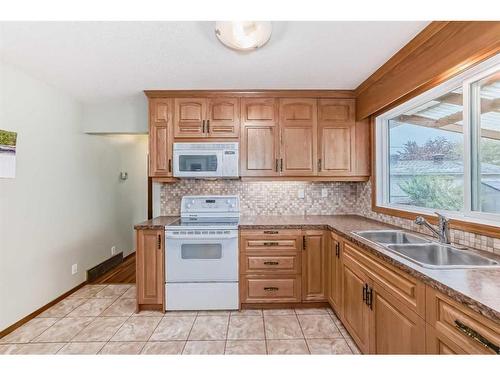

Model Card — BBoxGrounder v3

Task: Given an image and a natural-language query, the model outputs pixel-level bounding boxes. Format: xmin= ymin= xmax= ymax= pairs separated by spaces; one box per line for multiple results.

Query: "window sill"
xmin=372 ymin=204 xmax=500 ymax=238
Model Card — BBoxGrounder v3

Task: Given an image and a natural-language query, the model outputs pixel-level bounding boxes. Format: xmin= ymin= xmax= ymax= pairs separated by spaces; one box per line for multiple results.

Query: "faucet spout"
xmin=414 ymin=213 xmax=451 ymax=244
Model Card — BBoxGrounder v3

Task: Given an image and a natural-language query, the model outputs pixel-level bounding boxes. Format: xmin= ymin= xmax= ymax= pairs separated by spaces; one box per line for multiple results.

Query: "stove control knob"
xmin=187 ymin=204 xmax=192 ymax=208
xmin=230 ymin=204 xmax=235 ymax=208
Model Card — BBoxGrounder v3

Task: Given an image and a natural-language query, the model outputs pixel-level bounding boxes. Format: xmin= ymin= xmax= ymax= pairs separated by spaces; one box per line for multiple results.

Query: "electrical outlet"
xmin=71 ymin=264 xmax=78 ymax=275
xmin=322 ymin=188 xmax=328 ymax=198
xmin=111 ymin=246 xmax=117 ymax=256
xmin=298 ymin=189 xmax=305 ymax=199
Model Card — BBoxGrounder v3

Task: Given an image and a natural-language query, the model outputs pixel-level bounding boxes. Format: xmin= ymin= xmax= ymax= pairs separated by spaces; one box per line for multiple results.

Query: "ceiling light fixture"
xmin=215 ymin=21 xmax=272 ymax=51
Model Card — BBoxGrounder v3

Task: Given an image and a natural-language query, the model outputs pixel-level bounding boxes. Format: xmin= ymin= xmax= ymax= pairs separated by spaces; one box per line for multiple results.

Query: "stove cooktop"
xmin=166 ymin=217 xmax=239 ymax=230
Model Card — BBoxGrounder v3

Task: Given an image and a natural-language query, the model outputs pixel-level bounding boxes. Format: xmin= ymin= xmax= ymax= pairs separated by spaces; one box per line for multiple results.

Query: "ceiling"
xmin=0 ymin=21 xmax=430 ymax=103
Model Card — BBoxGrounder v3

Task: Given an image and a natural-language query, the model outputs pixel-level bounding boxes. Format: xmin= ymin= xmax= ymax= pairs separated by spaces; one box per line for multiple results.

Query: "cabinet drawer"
xmin=426 ymin=287 xmax=500 ymax=355
xmin=240 ymin=230 xmax=302 ymax=252
xmin=240 ymin=275 xmax=301 ymax=303
xmin=343 ymin=241 xmax=425 ymax=317
xmin=242 ymin=253 xmax=301 ymax=274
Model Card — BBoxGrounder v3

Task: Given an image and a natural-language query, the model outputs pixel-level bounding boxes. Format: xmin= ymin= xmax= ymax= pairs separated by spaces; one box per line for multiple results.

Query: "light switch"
xmin=298 ymin=189 xmax=305 ymax=199
xmin=322 ymin=188 xmax=328 ymax=198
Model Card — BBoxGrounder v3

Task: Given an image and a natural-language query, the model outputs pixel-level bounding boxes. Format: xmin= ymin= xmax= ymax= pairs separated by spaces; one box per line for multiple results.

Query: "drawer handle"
xmin=264 ymin=287 xmax=279 ymax=292
xmin=263 ymin=231 xmax=278 ymax=234
xmin=263 ymin=261 xmax=279 ymax=265
xmin=263 ymin=242 xmax=279 ymax=246
xmin=454 ymin=320 xmax=500 ymax=354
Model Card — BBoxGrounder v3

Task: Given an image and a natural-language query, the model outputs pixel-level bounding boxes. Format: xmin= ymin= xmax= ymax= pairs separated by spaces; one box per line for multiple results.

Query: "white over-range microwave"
xmin=173 ymin=142 xmax=239 ymax=178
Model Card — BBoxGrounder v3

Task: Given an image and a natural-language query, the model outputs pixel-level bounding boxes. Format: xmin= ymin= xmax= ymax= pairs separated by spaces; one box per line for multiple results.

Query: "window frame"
xmin=375 ymin=53 xmax=500 ymax=229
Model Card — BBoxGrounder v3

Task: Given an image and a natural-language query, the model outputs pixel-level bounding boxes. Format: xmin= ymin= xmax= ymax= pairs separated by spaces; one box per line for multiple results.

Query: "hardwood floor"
xmin=90 ymin=254 xmax=136 ymax=284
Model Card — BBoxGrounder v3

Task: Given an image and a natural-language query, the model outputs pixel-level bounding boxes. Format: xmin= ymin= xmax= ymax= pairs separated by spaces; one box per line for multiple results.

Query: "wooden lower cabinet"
xmin=341 ymin=254 xmax=371 ymax=353
xmin=426 ymin=324 xmax=466 ymax=354
xmin=302 ymin=231 xmax=327 ymax=301
xmin=327 ymin=232 xmax=342 ymax=314
xmin=370 ymin=281 xmax=426 ymax=354
xmin=426 ymin=286 xmax=500 ymax=355
xmin=136 ymin=229 xmax=164 ymax=311
xmin=240 ymin=275 xmax=302 ymax=303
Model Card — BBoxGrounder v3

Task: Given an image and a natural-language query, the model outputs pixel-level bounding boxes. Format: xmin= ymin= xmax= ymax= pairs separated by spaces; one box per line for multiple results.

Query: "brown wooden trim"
xmin=370 ymin=117 xmax=500 ymax=239
xmin=144 ymin=90 xmax=356 ymax=99
xmin=241 ymin=302 xmax=330 ymax=309
xmin=152 ymin=177 xmax=179 ymax=183
xmin=0 ymin=281 xmax=87 ymax=339
xmin=137 ymin=304 xmax=163 ymax=311
xmin=147 ymin=176 xmax=153 ymax=220
xmin=355 ymin=22 xmax=449 ymax=96
xmin=241 ymin=176 xmax=369 ymax=182
xmin=356 ymin=21 xmax=500 ymax=120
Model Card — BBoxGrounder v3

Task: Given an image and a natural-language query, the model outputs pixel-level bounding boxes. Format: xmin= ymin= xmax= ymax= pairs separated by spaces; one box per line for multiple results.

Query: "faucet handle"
xmin=414 ymin=216 xmax=426 ymax=225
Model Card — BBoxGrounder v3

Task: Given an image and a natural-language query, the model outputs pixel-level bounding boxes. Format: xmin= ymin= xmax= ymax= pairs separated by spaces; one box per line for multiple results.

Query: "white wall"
xmin=0 ymin=62 xmax=148 ymax=330
xmin=82 ymin=95 xmax=148 ymax=134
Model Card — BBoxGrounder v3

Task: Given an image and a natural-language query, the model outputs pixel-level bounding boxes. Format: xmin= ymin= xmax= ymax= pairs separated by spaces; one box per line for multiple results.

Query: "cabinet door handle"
xmin=206 ymin=119 xmax=210 ymax=133
xmin=318 ymin=159 xmax=322 ymax=172
xmin=202 ymin=120 xmax=206 ymax=133
xmin=264 ymin=287 xmax=279 ymax=292
xmin=263 ymin=242 xmax=279 ymax=246
xmin=454 ymin=320 xmax=500 ymax=354
xmin=263 ymin=230 xmax=278 ymax=234
xmin=168 ymin=159 xmax=172 ymax=173
xmin=263 ymin=261 xmax=279 ymax=265
xmin=275 ymin=158 xmax=279 ymax=172
xmin=335 ymin=242 xmax=340 ymax=258
xmin=303 ymin=236 xmax=306 ymax=250
xmin=362 ymin=284 xmax=367 ymax=303
xmin=280 ymin=158 xmax=283 ymax=172
xmin=157 ymin=234 xmax=161 ymax=250
xmin=366 ymin=286 xmax=373 ymax=310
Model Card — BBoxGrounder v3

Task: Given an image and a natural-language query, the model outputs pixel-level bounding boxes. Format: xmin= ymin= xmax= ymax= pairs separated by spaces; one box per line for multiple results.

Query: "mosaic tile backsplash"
xmin=160 ymin=180 xmax=359 ymax=216
xmin=160 ymin=180 xmax=500 ymax=254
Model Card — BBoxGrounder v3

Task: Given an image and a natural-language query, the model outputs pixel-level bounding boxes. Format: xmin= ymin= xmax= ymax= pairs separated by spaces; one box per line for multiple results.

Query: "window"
xmin=376 ymin=54 xmax=500 ymax=225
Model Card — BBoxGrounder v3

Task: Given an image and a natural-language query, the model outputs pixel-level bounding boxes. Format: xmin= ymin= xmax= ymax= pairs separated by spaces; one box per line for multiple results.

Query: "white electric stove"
xmin=165 ymin=195 xmax=240 ymax=311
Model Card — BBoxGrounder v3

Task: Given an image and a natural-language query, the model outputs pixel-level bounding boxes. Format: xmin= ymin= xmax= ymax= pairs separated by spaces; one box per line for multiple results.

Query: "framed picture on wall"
xmin=0 ymin=129 xmax=17 ymax=178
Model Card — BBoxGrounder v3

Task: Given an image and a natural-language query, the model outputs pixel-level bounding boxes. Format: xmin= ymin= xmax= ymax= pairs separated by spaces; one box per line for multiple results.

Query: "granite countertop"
xmin=135 ymin=214 xmax=500 ymax=322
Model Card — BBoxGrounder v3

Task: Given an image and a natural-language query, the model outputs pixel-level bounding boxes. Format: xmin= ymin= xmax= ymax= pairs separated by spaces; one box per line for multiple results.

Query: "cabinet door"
xmin=207 ymin=98 xmax=240 ymax=138
xmin=149 ymin=99 xmax=173 ymax=177
xmin=136 ymin=229 xmax=164 ymax=307
xmin=279 ymin=98 xmax=317 ymax=176
xmin=342 ymin=257 xmax=370 ymax=353
xmin=302 ymin=231 xmax=326 ymax=301
xmin=370 ymin=281 xmax=426 ymax=354
xmin=240 ymin=98 xmax=280 ymax=176
xmin=174 ymin=98 xmax=207 ymax=138
xmin=317 ymin=99 xmax=355 ymax=176
xmin=426 ymin=324 xmax=466 ymax=354
xmin=328 ymin=234 xmax=342 ymax=314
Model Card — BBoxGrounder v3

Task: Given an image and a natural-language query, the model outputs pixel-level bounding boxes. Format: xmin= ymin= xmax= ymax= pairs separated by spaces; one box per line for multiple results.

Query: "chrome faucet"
xmin=414 ymin=213 xmax=451 ymax=244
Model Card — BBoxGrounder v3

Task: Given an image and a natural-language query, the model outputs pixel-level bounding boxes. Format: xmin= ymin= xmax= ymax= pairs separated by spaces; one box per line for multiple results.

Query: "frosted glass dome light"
xmin=215 ymin=21 xmax=272 ymax=51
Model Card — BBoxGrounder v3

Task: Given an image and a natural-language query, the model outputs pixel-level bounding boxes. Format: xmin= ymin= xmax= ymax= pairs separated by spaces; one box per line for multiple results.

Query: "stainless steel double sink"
xmin=353 ymin=230 xmax=499 ymax=269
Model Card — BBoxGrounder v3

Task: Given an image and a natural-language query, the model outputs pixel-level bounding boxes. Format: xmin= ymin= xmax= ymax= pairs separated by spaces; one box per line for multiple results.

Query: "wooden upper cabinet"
xmin=149 ymin=98 xmax=173 ymax=177
xmin=207 ymin=98 xmax=240 ymax=138
xmin=174 ymin=98 xmax=207 ymax=138
xmin=173 ymin=97 xmax=240 ymax=139
xmin=240 ymin=98 xmax=280 ymax=176
xmin=279 ymin=98 xmax=318 ymax=176
xmin=136 ymin=229 xmax=164 ymax=309
xmin=302 ymin=230 xmax=326 ymax=302
xmin=317 ymin=99 xmax=355 ymax=176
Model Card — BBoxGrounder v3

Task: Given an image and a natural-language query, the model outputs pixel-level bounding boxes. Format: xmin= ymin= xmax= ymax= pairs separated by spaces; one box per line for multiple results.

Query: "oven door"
xmin=173 ymin=150 xmax=222 ymax=178
xmin=166 ymin=235 xmax=238 ymax=282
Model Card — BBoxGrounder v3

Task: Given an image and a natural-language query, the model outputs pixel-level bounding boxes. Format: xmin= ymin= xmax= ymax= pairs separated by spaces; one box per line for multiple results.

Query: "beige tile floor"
xmin=0 ymin=284 xmax=360 ymax=355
